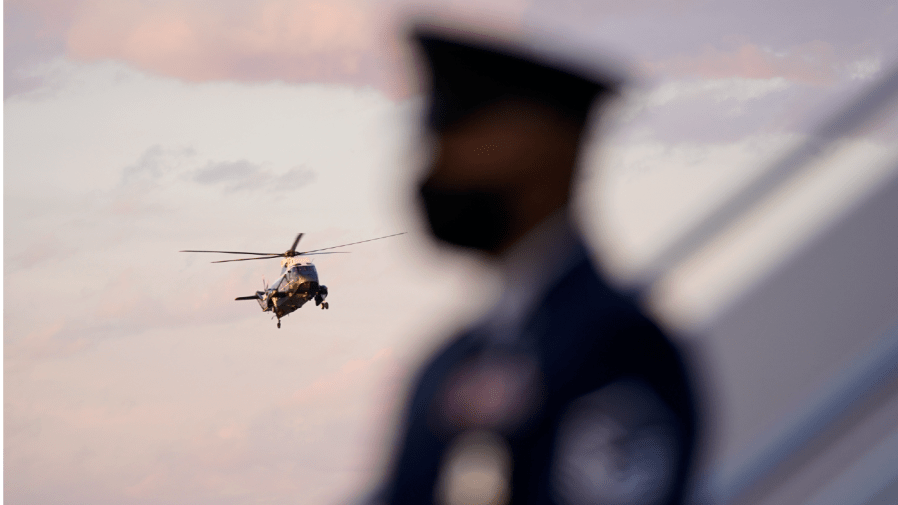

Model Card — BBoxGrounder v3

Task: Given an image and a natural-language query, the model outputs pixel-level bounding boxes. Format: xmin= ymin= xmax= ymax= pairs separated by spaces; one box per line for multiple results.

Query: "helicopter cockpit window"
xmin=288 ymin=265 xmax=315 ymax=281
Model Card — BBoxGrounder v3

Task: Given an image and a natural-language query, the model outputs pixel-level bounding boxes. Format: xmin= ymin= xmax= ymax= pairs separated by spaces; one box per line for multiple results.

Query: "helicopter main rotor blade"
xmin=297 ymin=232 xmax=406 ymax=255
xmin=288 ymin=233 xmax=304 ymax=255
xmin=302 ymin=252 xmax=351 ymax=256
xmin=180 ymin=250 xmax=282 ymax=256
xmin=211 ymin=255 xmax=283 ymax=263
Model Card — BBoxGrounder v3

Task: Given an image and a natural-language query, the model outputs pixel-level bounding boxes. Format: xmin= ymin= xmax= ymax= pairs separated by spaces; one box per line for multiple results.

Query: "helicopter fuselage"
xmin=253 ymin=257 xmax=329 ymax=320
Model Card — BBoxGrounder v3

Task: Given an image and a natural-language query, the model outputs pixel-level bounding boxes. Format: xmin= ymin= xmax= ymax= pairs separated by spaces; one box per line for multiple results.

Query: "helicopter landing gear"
xmin=277 ymin=320 xmax=281 ymax=328
xmin=321 ymin=302 xmax=329 ymax=310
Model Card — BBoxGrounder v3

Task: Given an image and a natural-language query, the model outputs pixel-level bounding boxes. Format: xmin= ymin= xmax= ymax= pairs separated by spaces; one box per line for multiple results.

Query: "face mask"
xmin=418 ymin=179 xmax=513 ymax=252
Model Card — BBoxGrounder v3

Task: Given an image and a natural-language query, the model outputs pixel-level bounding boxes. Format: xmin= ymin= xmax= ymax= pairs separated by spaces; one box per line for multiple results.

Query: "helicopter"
xmin=181 ymin=232 xmax=405 ymax=328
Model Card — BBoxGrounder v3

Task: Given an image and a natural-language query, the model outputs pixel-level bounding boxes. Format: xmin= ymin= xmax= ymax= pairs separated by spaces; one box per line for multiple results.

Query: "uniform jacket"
xmin=381 ymin=245 xmax=697 ymax=505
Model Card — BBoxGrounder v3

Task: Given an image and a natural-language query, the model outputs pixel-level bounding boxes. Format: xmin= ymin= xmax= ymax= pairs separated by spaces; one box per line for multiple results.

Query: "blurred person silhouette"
xmin=376 ymin=22 xmax=698 ymax=505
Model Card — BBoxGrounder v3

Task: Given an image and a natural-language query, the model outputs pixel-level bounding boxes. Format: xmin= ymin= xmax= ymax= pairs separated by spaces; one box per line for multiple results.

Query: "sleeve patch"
xmin=551 ymin=379 xmax=680 ymax=505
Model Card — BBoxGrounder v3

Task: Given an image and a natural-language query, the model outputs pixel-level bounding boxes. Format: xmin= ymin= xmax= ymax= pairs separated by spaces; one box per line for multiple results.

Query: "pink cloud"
xmin=65 ymin=0 xmax=380 ymax=83
xmin=8 ymin=0 xmax=531 ymax=97
xmin=647 ymin=41 xmax=839 ymax=83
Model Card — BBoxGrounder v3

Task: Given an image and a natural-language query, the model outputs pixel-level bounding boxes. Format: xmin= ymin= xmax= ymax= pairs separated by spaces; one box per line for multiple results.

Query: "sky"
xmin=5 ymin=1 xmax=898 ymax=504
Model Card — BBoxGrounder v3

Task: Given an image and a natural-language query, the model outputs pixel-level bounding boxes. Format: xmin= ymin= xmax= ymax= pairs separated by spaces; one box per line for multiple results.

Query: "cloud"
xmin=646 ymin=42 xmax=840 ymax=83
xmin=65 ymin=0 xmax=379 ymax=83
xmin=191 ymin=160 xmax=316 ymax=192
xmin=5 ymin=0 xmax=533 ymax=98
xmin=110 ymin=146 xmax=316 ymax=216
xmin=109 ymin=145 xmax=198 ymax=216
xmin=605 ymin=76 xmax=807 ymax=144
xmin=122 ymin=144 xmax=196 ymax=183
xmin=619 ymin=77 xmax=793 ymax=122
xmin=847 ymin=56 xmax=883 ymax=81
xmin=4 ymin=2 xmax=68 ymax=97
xmin=6 ymin=0 xmax=388 ymax=95
xmin=656 ymin=77 xmax=792 ymax=105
